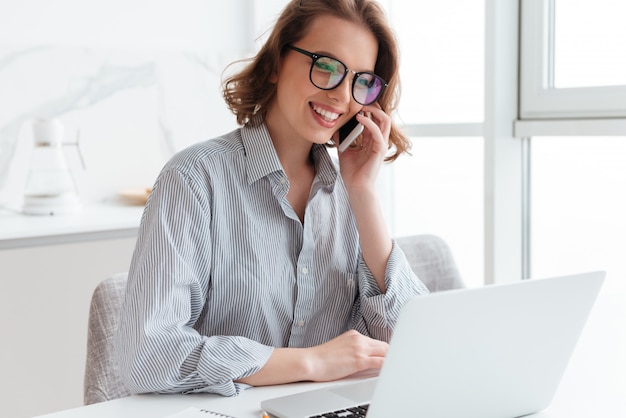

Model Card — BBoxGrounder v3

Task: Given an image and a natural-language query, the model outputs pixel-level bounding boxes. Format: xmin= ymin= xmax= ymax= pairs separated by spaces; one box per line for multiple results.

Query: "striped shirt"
xmin=115 ymin=121 xmax=429 ymax=397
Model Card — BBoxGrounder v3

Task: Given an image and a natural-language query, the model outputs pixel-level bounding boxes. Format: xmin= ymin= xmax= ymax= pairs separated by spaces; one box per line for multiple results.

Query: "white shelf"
xmin=0 ymin=202 xmax=144 ymax=249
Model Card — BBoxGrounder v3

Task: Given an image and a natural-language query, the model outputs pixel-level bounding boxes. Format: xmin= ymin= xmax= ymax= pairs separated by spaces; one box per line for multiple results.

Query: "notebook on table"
xmin=261 ymin=271 xmax=605 ymax=418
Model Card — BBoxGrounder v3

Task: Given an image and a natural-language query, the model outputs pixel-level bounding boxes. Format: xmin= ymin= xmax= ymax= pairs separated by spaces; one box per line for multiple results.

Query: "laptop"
xmin=261 ymin=271 xmax=605 ymax=418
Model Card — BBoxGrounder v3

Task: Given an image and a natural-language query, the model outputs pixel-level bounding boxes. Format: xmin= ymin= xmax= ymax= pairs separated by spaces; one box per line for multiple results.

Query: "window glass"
xmin=531 ymin=137 xmax=626 ymax=386
xmin=554 ymin=0 xmax=626 ymax=88
xmin=390 ymin=0 xmax=484 ymax=123
xmin=531 ymin=136 xmax=626 ymax=277
xmin=390 ymin=137 xmax=484 ymax=287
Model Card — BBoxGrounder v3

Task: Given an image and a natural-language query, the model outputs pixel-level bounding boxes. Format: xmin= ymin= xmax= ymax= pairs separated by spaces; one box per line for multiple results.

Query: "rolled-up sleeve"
xmin=352 ymin=240 xmax=430 ymax=341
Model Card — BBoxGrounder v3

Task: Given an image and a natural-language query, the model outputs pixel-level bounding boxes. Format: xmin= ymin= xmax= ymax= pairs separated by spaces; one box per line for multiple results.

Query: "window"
xmin=520 ymin=1 xmax=626 ymax=381
xmin=530 ymin=136 xmax=626 ymax=393
xmin=387 ymin=0 xmax=485 ymax=287
xmin=531 ymin=137 xmax=626 ymax=279
xmin=520 ymin=0 xmax=626 ymax=119
xmin=389 ymin=137 xmax=484 ymax=286
xmin=390 ymin=0 xmax=484 ymax=124
xmin=519 ymin=0 xmax=626 ymax=277
xmin=554 ymin=0 xmax=626 ymax=88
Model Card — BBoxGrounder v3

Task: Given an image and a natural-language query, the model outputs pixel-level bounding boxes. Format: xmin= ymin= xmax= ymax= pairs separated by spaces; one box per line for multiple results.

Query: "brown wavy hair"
xmin=222 ymin=0 xmax=410 ymax=161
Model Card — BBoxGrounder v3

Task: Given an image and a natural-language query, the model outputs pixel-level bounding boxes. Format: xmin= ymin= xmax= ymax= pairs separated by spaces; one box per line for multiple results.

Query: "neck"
xmin=264 ymin=110 xmax=315 ymax=176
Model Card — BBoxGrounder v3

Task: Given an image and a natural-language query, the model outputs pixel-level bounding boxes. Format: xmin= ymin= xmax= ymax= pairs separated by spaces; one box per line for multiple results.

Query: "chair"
xmin=83 ymin=234 xmax=462 ymax=404
xmin=83 ymin=272 xmax=131 ymax=405
xmin=396 ymin=234 xmax=464 ymax=292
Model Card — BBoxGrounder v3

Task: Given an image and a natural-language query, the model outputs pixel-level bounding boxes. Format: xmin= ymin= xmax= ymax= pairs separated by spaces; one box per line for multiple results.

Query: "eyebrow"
xmin=300 ymin=47 xmax=376 ymax=73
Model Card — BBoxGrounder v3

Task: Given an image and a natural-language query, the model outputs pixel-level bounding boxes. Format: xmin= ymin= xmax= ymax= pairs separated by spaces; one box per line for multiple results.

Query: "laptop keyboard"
xmin=308 ymin=403 xmax=370 ymax=417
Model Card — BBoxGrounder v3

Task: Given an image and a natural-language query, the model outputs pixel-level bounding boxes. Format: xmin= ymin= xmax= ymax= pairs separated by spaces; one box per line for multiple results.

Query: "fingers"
xmin=355 ymin=106 xmax=390 ymax=152
xmin=348 ymin=329 xmax=388 ymax=357
xmin=363 ymin=104 xmax=391 ymax=136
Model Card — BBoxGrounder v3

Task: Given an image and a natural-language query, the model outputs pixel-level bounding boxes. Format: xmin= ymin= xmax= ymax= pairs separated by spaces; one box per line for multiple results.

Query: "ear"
xmin=268 ymin=54 xmax=285 ymax=84
xmin=270 ymin=55 xmax=284 ymax=84
xmin=269 ymin=70 xmax=278 ymax=84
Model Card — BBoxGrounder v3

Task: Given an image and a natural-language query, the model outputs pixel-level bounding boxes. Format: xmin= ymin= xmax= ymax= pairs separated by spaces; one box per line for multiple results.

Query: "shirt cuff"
xmin=357 ymin=240 xmax=430 ymax=333
xmin=192 ymin=337 xmax=275 ymax=396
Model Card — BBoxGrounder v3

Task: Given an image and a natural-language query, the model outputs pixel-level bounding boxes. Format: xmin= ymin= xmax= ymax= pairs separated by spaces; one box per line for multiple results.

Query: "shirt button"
xmin=296 ymin=319 xmax=305 ymax=327
xmin=279 ymin=177 xmax=287 ymax=184
xmin=347 ymin=278 xmax=355 ymax=287
xmin=301 ymin=267 xmax=309 ymax=274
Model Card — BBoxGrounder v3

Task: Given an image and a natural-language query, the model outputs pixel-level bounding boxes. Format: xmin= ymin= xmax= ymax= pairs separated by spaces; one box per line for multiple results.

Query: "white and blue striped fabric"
xmin=115 ymin=121 xmax=429 ymax=397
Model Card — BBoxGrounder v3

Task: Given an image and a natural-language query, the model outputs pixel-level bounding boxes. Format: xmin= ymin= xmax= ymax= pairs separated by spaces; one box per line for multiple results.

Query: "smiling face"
xmin=266 ymin=14 xmax=379 ymax=149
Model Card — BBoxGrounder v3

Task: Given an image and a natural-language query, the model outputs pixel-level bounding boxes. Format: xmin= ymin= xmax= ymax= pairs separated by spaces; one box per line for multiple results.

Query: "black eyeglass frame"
xmin=286 ymin=44 xmax=388 ymax=106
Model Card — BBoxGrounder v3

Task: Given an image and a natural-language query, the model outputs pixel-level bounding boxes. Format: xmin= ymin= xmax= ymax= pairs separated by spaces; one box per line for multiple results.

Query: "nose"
xmin=327 ymin=72 xmax=353 ymax=104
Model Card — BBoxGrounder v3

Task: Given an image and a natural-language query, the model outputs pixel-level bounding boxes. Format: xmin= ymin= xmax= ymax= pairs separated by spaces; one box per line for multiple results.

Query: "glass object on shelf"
xmin=22 ymin=118 xmax=82 ymax=216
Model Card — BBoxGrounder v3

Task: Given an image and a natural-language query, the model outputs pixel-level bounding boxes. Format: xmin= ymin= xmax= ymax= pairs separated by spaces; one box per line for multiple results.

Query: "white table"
xmin=34 ymin=350 xmax=626 ymax=418
xmin=34 ymin=379 xmax=354 ymax=418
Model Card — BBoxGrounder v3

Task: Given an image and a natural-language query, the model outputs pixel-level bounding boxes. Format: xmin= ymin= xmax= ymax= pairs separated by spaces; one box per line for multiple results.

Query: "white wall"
xmin=0 ymin=0 xmax=251 ymax=208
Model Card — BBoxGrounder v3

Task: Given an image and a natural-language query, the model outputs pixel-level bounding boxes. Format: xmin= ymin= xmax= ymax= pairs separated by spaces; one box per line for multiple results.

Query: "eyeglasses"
xmin=286 ymin=45 xmax=388 ymax=106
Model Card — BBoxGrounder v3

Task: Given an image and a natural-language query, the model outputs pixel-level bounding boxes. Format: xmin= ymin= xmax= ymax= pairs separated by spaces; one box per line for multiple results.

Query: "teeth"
xmin=312 ymin=105 xmax=339 ymax=122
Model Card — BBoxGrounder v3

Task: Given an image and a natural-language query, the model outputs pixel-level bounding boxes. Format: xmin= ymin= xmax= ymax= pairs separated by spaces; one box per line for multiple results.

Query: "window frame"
xmin=520 ymin=0 xmax=626 ymax=120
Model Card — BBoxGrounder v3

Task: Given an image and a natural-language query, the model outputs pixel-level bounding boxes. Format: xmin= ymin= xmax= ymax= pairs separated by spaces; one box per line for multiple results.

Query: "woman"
xmin=116 ymin=0 xmax=429 ymax=397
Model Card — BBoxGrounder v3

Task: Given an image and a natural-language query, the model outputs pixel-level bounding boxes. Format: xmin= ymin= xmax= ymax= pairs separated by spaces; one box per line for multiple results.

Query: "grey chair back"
xmin=83 ymin=234 xmax=462 ymax=404
xmin=395 ymin=234 xmax=464 ymax=291
xmin=84 ymin=272 xmax=131 ymax=405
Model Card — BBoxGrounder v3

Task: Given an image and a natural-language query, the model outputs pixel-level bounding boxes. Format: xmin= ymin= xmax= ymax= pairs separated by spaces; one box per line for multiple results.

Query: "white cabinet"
xmin=0 ymin=204 xmax=143 ymax=418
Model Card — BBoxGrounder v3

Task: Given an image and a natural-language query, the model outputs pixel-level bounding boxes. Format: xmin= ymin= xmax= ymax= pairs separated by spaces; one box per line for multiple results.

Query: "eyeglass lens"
xmin=311 ymin=56 xmax=384 ymax=105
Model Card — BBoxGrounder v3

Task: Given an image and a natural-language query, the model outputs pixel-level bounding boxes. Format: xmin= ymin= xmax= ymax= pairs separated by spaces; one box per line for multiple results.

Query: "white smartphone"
xmin=336 ymin=115 xmax=364 ymax=152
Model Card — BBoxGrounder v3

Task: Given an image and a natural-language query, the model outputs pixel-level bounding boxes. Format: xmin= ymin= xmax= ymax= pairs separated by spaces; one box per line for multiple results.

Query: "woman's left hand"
xmin=336 ymin=104 xmax=390 ymax=193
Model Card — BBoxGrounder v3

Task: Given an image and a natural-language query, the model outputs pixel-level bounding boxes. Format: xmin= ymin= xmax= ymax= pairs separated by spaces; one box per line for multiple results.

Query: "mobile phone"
xmin=336 ymin=115 xmax=364 ymax=152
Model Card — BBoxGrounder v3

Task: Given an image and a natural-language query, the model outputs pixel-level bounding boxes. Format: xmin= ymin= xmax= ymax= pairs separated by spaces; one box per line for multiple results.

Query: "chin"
xmin=311 ymin=136 xmax=333 ymax=147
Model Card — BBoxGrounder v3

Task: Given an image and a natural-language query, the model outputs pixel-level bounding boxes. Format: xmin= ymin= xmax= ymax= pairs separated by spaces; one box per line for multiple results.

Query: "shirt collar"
xmin=241 ymin=121 xmax=338 ymax=187
xmin=241 ymin=122 xmax=283 ymax=184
